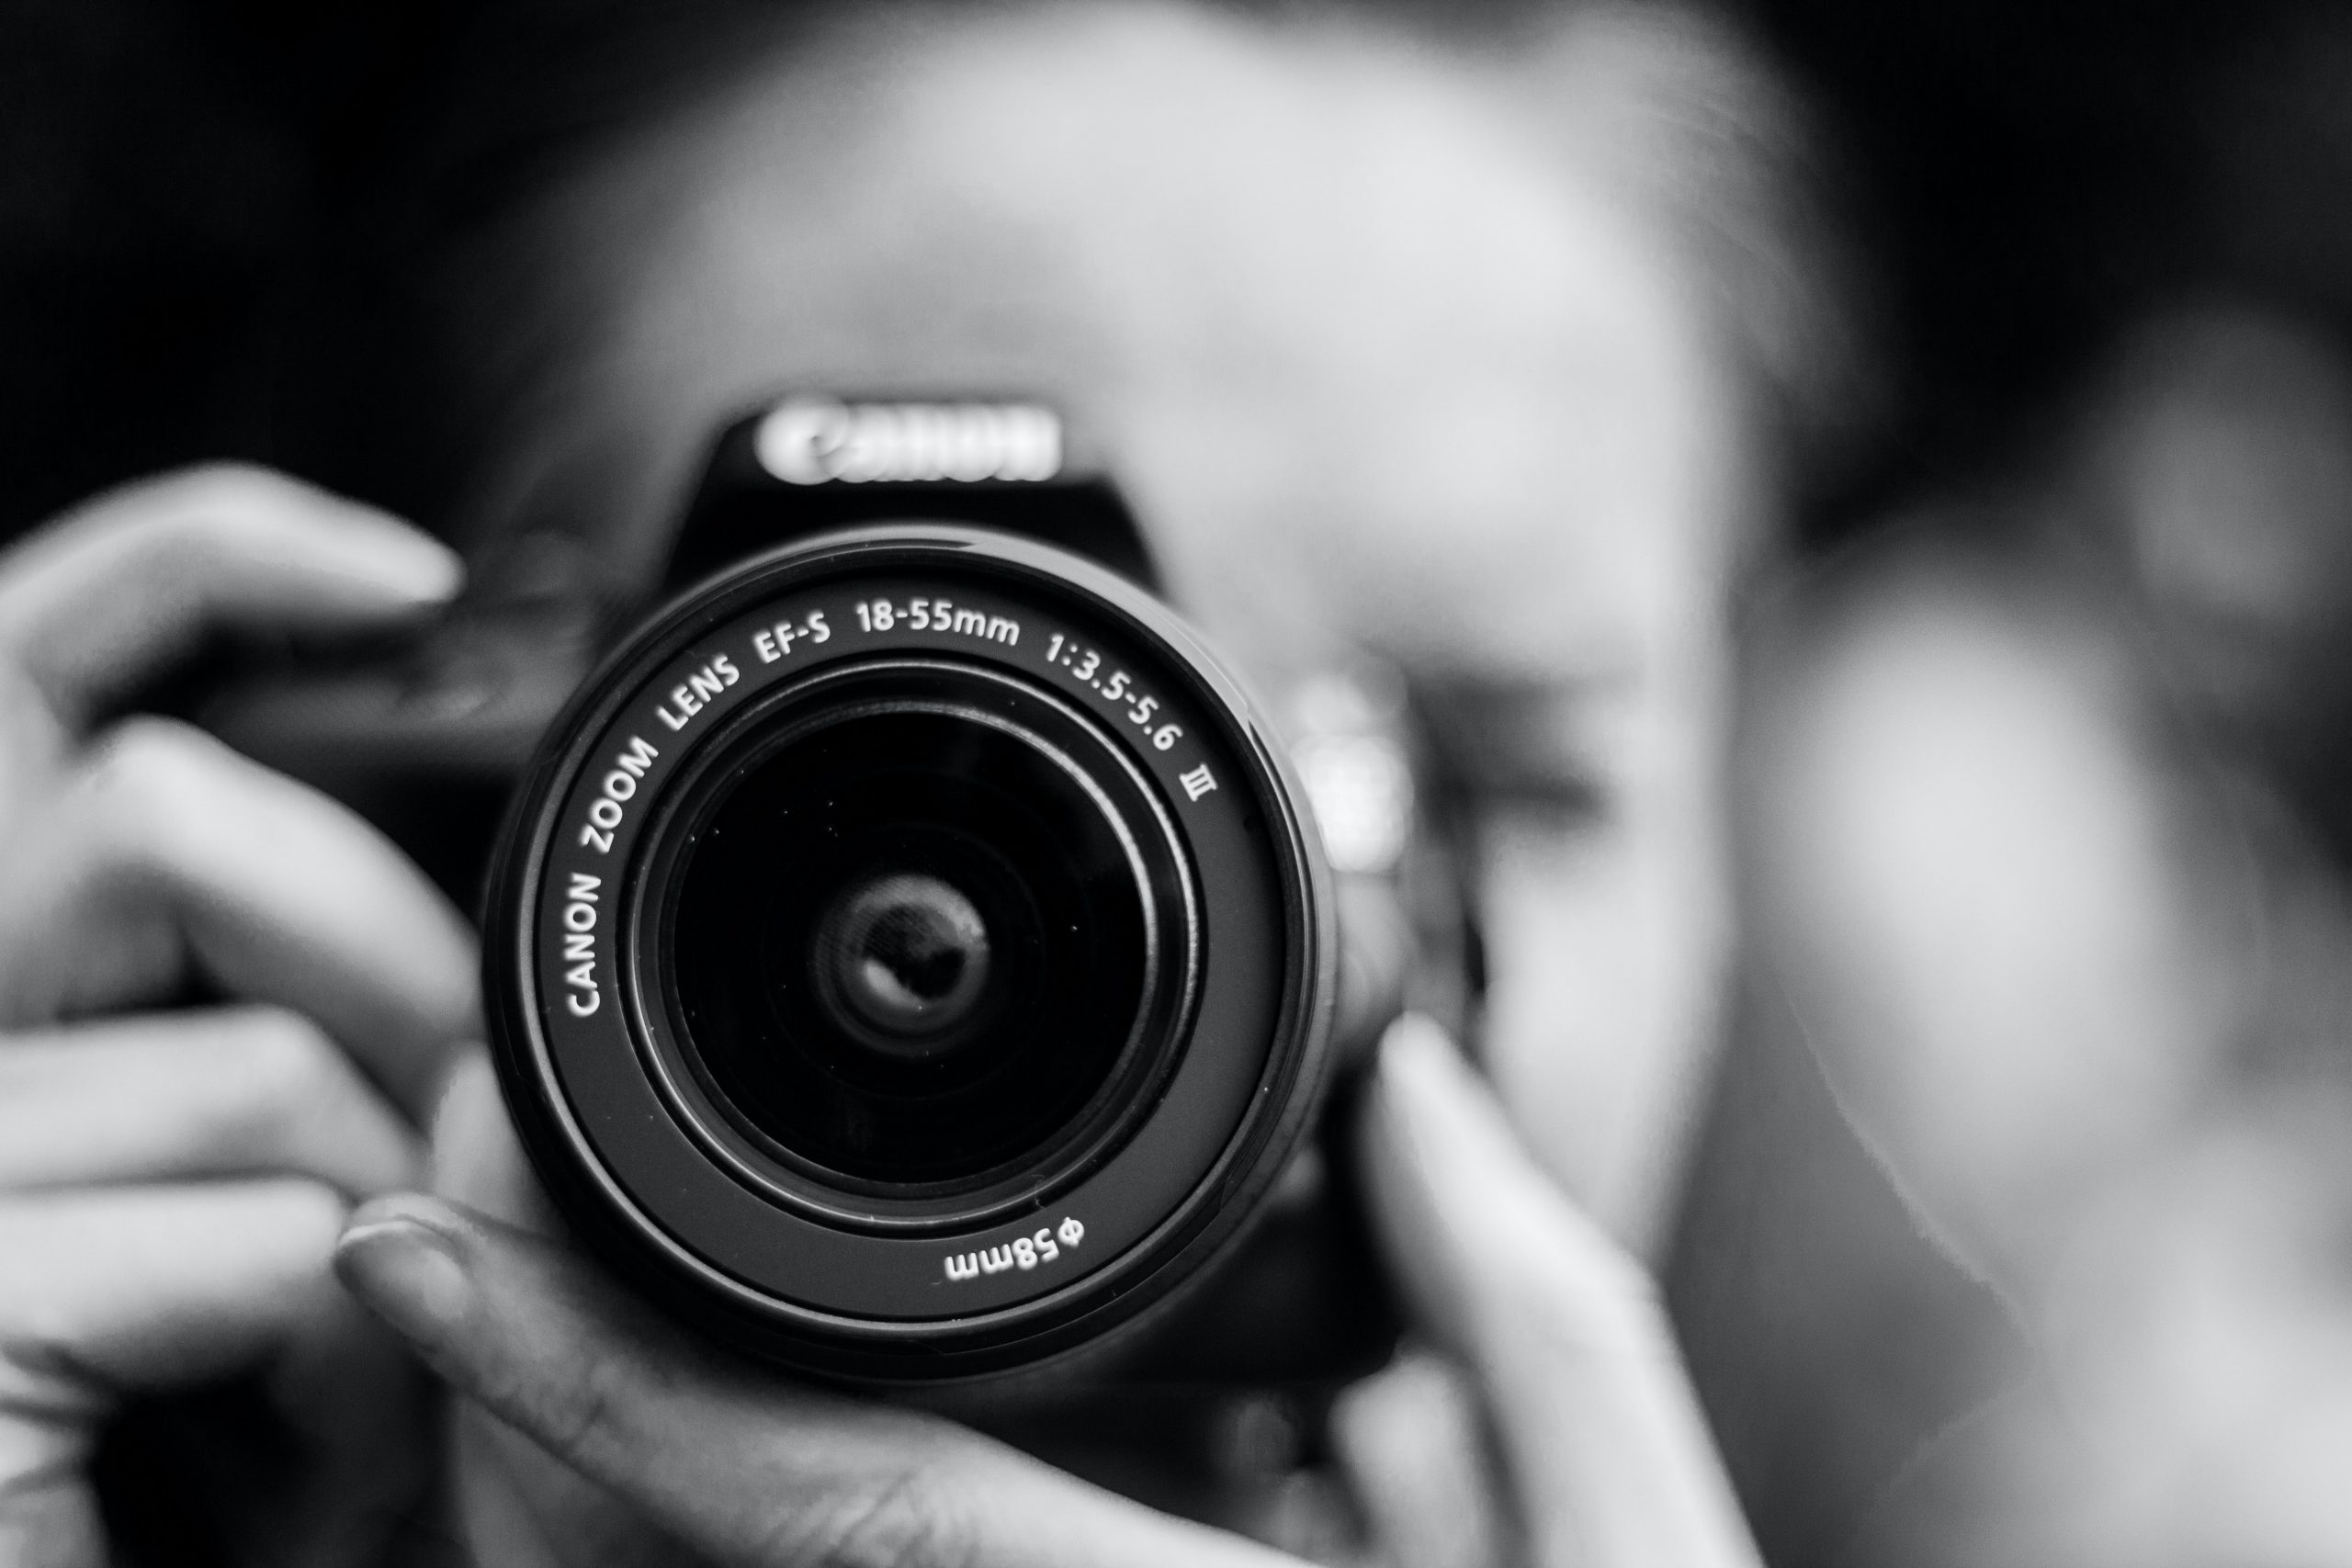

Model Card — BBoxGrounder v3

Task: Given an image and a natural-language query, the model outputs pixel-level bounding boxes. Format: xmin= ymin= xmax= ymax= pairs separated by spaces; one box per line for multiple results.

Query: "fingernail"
xmin=1380 ymin=1012 xmax=1458 ymax=1077
xmin=1376 ymin=1014 xmax=1461 ymax=1122
xmin=334 ymin=520 xmax=464 ymax=604
xmin=1374 ymin=1014 xmax=1508 ymax=1179
xmin=382 ymin=537 xmax=465 ymax=604
xmin=336 ymin=1198 xmax=475 ymax=1345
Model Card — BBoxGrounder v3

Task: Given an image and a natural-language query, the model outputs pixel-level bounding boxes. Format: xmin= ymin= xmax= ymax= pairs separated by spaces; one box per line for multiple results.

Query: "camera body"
xmin=209 ymin=394 xmax=1430 ymax=1389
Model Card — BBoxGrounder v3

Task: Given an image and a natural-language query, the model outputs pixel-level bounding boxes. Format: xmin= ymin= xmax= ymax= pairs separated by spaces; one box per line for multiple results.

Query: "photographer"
xmin=0 ymin=3 xmax=1846 ymax=1562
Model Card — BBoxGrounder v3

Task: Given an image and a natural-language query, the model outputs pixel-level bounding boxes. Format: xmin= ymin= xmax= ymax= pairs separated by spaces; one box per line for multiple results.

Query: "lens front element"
xmin=814 ymin=872 xmax=991 ymax=1050
xmin=487 ymin=528 xmax=1332 ymax=1381
xmin=652 ymin=672 xmax=1182 ymax=1201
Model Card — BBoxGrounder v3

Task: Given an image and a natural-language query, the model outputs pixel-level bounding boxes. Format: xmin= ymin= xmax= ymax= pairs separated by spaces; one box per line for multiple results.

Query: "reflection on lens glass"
xmin=812 ymin=873 xmax=992 ymax=1055
xmin=665 ymin=705 xmax=1149 ymax=1187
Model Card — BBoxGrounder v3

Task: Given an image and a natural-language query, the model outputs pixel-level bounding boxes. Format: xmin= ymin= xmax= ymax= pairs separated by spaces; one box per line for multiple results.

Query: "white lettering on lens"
xmin=755 ymin=399 xmax=1062 ymax=486
xmin=943 ymin=1217 xmax=1084 ymax=1283
xmin=854 ymin=599 xmax=1018 ymax=648
xmin=580 ymin=735 xmax=662 ymax=852
xmin=1049 ymin=640 xmax=1193 ymax=750
xmin=753 ymin=618 xmax=828 ymax=662
xmin=1180 ymin=763 xmax=1218 ymax=802
xmin=562 ymin=874 xmax=601 ymax=1015
xmin=655 ymin=659 xmax=740 ymax=731
xmin=616 ymin=735 xmax=658 ymax=778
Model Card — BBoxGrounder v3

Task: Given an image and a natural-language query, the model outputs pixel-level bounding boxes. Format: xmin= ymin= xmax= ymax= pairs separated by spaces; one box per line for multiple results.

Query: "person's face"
xmin=501 ymin=0 xmax=1760 ymax=1251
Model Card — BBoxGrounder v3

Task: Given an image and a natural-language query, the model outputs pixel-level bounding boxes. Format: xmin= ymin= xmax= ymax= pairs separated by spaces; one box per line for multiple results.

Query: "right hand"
xmin=0 ymin=467 xmax=479 ymax=1566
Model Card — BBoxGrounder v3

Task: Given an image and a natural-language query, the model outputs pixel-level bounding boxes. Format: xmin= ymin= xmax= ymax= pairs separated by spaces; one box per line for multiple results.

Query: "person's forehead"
xmin=540 ymin=1 xmax=1748 ymax=681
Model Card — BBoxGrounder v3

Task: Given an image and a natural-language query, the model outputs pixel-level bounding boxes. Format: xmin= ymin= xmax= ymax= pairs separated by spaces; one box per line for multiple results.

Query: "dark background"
xmin=0 ymin=0 xmax=459 ymax=534
xmin=9 ymin=0 xmax=2352 ymax=546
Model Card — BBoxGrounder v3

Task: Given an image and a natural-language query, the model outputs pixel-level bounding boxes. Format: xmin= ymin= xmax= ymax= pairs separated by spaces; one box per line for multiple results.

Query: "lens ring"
xmin=626 ymin=664 xmax=1194 ymax=1224
xmin=485 ymin=525 xmax=1334 ymax=1380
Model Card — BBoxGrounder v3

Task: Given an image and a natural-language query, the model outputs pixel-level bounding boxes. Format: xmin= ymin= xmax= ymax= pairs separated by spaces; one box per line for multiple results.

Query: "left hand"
xmin=0 ymin=467 xmax=479 ymax=1566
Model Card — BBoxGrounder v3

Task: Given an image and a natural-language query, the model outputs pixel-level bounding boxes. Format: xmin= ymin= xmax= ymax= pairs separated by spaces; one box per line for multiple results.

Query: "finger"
xmin=0 ymin=717 xmax=477 ymax=1117
xmin=1330 ymin=1351 xmax=1512 ymax=1568
xmin=1356 ymin=1015 xmax=1758 ymax=1568
xmin=0 ymin=1181 xmax=353 ymax=1396
xmin=261 ymin=1271 xmax=438 ymax=1568
xmin=336 ymin=1196 xmax=1298 ymax=1568
xmin=0 ymin=1181 xmax=407 ymax=1568
xmin=0 ymin=465 xmax=459 ymax=727
xmin=1332 ymin=873 xmax=1414 ymax=1059
xmin=0 ymin=1007 xmax=422 ymax=1197
xmin=427 ymin=1045 xmax=564 ymax=1237
xmin=424 ymin=1048 xmax=654 ymax=1565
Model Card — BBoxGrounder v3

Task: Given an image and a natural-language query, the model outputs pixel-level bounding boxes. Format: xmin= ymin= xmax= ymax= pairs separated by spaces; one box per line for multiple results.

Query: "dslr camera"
xmin=210 ymin=394 xmax=1466 ymax=1386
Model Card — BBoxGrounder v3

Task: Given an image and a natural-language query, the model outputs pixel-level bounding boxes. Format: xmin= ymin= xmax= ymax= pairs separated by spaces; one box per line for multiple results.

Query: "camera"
xmin=209 ymin=394 xmax=1443 ymax=1386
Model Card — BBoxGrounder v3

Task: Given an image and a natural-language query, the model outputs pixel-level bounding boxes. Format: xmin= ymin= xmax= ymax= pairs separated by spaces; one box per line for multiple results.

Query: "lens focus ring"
xmin=483 ymin=525 xmax=1333 ymax=1382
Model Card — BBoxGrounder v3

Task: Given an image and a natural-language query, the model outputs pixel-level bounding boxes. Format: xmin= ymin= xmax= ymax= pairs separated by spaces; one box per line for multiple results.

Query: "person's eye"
xmin=1412 ymin=677 xmax=1611 ymax=830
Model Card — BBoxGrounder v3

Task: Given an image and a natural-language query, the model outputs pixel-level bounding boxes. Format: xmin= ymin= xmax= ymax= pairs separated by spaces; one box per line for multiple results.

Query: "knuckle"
xmin=162 ymin=462 xmax=303 ymax=522
xmin=76 ymin=717 xmax=227 ymax=840
xmin=508 ymin=1340 xmax=636 ymax=1471
xmin=784 ymin=1460 xmax=978 ymax=1568
xmin=258 ymin=1176 xmax=356 ymax=1252
xmin=226 ymin=1006 xmax=345 ymax=1110
xmin=82 ymin=716 xmax=212 ymax=799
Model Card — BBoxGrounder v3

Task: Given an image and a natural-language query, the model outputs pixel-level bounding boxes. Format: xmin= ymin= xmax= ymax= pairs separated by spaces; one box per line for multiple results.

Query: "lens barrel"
xmin=484 ymin=526 xmax=1334 ymax=1382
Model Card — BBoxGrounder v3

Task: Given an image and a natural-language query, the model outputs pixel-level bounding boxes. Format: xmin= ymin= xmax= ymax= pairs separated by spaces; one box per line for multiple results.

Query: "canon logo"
xmin=754 ymin=398 xmax=1063 ymax=487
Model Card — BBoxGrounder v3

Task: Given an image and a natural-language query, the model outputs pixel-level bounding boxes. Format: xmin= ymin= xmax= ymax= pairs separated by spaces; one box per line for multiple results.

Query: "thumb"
xmin=1356 ymin=1015 xmax=1758 ymax=1568
xmin=333 ymin=1195 xmax=1297 ymax=1568
xmin=333 ymin=1195 xmax=973 ymax=1567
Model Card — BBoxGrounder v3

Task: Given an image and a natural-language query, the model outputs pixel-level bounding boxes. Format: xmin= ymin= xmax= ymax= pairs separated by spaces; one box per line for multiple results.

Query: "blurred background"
xmin=19 ymin=0 xmax=2352 ymax=551
xmin=12 ymin=1 xmax=2352 ymax=1563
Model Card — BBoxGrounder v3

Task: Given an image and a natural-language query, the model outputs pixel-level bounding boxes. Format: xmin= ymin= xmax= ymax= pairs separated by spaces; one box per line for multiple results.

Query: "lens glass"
xmin=810 ymin=873 xmax=993 ymax=1054
xmin=662 ymin=703 xmax=1151 ymax=1188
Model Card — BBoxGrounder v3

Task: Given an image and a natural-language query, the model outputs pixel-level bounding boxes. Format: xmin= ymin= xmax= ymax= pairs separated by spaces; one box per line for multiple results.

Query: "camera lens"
xmin=485 ymin=526 xmax=1333 ymax=1382
xmin=654 ymin=691 xmax=1163 ymax=1190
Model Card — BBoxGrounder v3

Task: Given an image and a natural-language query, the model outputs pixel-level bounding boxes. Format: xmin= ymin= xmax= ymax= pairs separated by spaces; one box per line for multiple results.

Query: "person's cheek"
xmin=1476 ymin=787 xmax=1734 ymax=1264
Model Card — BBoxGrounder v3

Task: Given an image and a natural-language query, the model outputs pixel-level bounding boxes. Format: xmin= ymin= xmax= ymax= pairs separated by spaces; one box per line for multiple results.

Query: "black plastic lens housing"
xmin=483 ymin=526 xmax=1334 ymax=1382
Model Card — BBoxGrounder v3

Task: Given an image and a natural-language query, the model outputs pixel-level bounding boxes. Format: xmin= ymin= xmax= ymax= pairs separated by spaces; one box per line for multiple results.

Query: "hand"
xmin=0 ymin=467 xmax=478 ymax=1566
xmin=1349 ymin=1016 xmax=1756 ymax=1568
xmin=338 ymin=1019 xmax=1757 ymax=1568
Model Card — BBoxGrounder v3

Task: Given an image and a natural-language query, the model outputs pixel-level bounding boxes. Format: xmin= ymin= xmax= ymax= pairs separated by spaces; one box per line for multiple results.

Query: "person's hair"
xmin=372 ymin=0 xmax=1874 ymax=570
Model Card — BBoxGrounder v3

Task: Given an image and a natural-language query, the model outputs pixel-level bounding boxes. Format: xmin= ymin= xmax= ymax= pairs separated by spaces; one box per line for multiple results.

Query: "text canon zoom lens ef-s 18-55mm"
xmin=482 ymin=525 xmax=1337 ymax=1383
